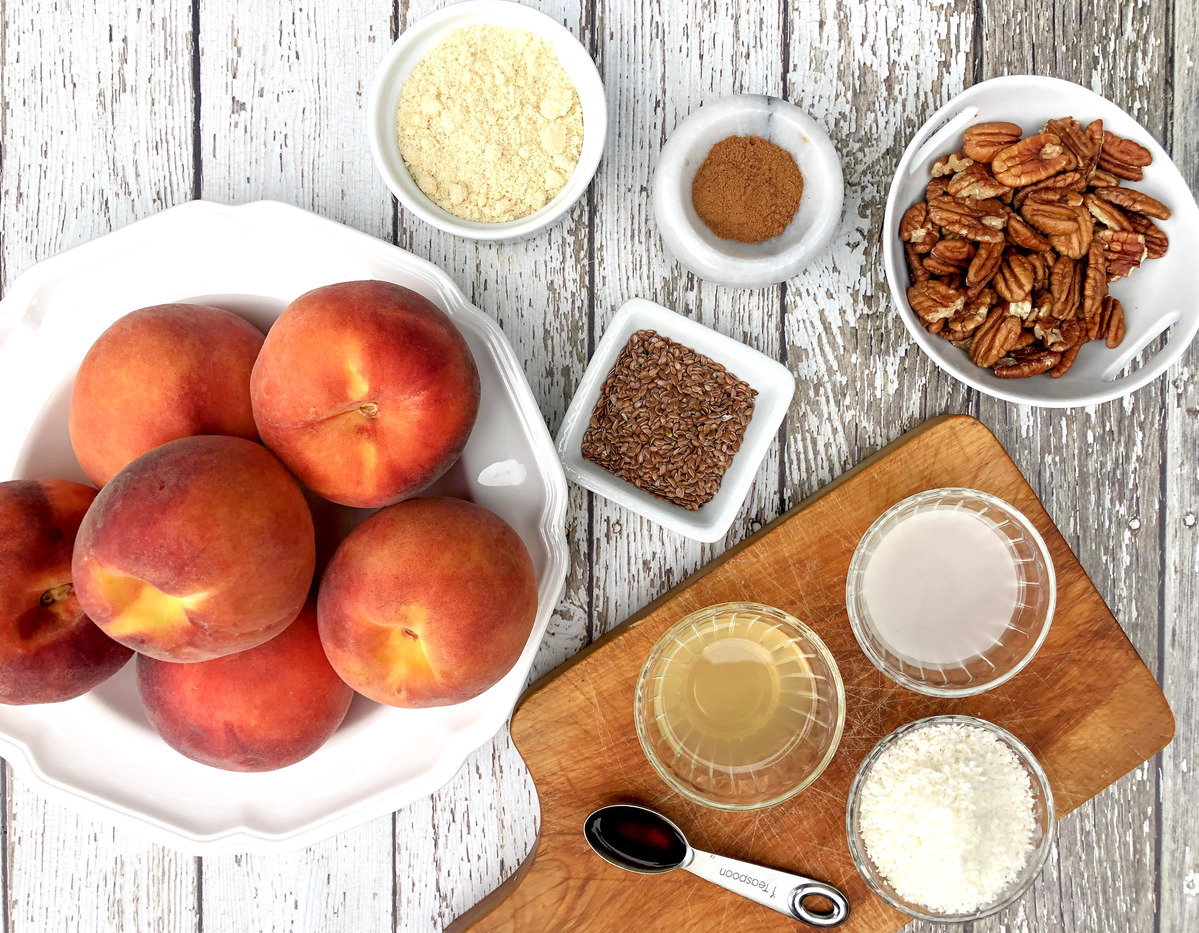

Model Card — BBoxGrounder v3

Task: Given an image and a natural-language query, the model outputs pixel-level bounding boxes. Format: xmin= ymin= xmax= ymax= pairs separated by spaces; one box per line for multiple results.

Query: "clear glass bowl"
xmin=845 ymin=487 xmax=1056 ymax=697
xmin=634 ymin=602 xmax=845 ymax=811
xmin=845 ymin=715 xmax=1056 ymax=922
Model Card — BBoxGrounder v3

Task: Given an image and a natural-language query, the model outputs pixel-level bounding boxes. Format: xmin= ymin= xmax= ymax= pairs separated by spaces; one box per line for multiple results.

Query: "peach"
xmin=73 ymin=436 xmax=315 ymax=662
xmin=317 ymin=497 xmax=537 ymax=707
xmin=69 ymin=303 xmax=264 ymax=486
xmin=250 ymin=281 xmax=480 ymax=508
xmin=0 ymin=480 xmax=132 ymax=704
xmin=138 ymin=603 xmax=352 ymax=771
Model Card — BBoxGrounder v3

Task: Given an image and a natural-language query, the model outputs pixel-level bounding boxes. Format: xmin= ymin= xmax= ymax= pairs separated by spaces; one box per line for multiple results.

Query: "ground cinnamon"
xmin=690 ymin=135 xmax=803 ymax=243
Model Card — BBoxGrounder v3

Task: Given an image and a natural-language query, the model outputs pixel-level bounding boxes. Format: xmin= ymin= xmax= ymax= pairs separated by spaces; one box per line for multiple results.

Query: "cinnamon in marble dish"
xmin=691 ymin=135 xmax=804 ymax=243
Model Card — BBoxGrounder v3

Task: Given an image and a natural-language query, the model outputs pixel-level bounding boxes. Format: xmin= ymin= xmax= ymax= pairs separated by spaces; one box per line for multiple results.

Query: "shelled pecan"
xmin=901 ymin=114 xmax=1171 ymax=379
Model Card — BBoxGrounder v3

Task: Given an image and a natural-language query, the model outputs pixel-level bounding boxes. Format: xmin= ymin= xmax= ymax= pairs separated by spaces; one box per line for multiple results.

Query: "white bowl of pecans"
xmin=884 ymin=75 xmax=1199 ymax=407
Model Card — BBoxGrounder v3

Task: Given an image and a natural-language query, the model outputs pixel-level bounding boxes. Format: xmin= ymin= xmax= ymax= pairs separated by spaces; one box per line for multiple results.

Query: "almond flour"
xmin=396 ymin=24 xmax=584 ymax=223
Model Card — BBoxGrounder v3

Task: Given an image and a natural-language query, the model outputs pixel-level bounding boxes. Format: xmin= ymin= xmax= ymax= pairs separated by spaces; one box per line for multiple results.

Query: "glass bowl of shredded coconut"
xmin=368 ymin=1 xmax=606 ymax=241
xmin=845 ymin=715 xmax=1055 ymax=921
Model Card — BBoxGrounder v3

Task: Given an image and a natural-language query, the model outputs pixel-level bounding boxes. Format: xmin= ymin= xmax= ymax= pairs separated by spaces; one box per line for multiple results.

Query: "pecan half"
xmin=1127 ymin=213 xmax=1169 ymax=259
xmin=1021 ymin=190 xmax=1083 ymax=235
xmin=1050 ymin=255 xmax=1082 ymax=318
xmin=926 ymin=178 xmax=950 ymax=201
xmin=1027 ymin=252 xmax=1054 ymax=291
xmin=1081 ymin=238 xmax=1108 ymax=320
xmin=1098 ymin=229 xmax=1148 ymax=279
xmin=1045 ymin=117 xmax=1101 ymax=177
xmin=947 ymin=162 xmax=1012 ymax=200
xmin=1047 ymin=205 xmax=1094 ymax=259
xmin=963 ymin=122 xmax=1023 ymax=162
xmin=1093 ymin=186 xmax=1171 ymax=221
xmin=1028 ymin=287 xmax=1054 ymax=322
xmin=905 ymin=242 xmax=930 ymax=283
xmin=1006 ymin=213 xmax=1053 ymax=251
xmin=900 ymin=202 xmax=938 ymax=253
xmin=945 ymin=302 xmax=990 ymax=338
xmin=929 ymin=239 xmax=976 ymax=267
xmin=995 ymin=349 xmax=1061 ymax=378
xmin=969 ymin=304 xmax=1023 ymax=368
xmin=993 ymin=250 xmax=1035 ymax=302
xmin=1089 ymin=168 xmax=1121 ymax=187
xmin=1049 ymin=342 xmax=1081 ymax=378
xmin=966 ymin=238 xmax=1004 ymax=287
xmin=992 ymin=133 xmax=1075 ymax=186
xmin=932 ymin=152 xmax=974 ymax=178
xmin=928 ymin=195 xmax=1007 ymax=242
xmin=908 ymin=280 xmax=966 ymax=323
xmin=1085 ymin=193 xmax=1133 ymax=231
xmin=1098 ymin=131 xmax=1153 ymax=181
xmin=1096 ymin=296 xmax=1127 ymax=348
xmin=1012 ymin=170 xmax=1087 ymax=209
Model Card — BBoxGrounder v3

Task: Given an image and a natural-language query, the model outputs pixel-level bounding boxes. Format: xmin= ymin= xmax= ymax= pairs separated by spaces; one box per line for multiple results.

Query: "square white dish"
xmin=556 ymin=298 xmax=794 ymax=542
xmin=0 ymin=199 xmax=569 ymax=854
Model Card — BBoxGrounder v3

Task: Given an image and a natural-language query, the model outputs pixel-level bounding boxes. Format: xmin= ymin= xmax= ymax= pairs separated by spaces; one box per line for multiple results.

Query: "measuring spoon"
xmin=583 ymin=803 xmax=849 ymax=927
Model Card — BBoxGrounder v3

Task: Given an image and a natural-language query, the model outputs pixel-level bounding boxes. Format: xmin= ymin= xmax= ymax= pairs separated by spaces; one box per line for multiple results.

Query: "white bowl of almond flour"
xmin=846 ymin=715 xmax=1056 ymax=922
xmin=368 ymin=0 xmax=606 ymax=240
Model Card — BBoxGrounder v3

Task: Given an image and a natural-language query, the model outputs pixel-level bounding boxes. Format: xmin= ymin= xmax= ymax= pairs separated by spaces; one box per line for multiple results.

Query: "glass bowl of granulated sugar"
xmin=368 ymin=1 xmax=606 ymax=241
xmin=846 ymin=715 xmax=1056 ymax=922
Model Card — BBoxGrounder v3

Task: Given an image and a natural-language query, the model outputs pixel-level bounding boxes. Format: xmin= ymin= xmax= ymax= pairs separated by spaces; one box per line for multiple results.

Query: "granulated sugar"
xmin=858 ymin=722 xmax=1036 ymax=914
xmin=396 ymin=24 xmax=583 ymax=223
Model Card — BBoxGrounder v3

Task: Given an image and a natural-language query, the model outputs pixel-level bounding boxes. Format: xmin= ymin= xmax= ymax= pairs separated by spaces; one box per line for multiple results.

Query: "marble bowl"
xmin=652 ymin=95 xmax=844 ymax=288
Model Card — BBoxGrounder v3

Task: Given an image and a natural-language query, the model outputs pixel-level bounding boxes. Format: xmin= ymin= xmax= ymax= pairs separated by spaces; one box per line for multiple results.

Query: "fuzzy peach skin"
xmin=0 ymin=480 xmax=133 ymax=704
xmin=73 ymin=436 xmax=315 ymax=662
xmin=68 ymin=303 xmax=265 ymax=486
xmin=138 ymin=603 xmax=352 ymax=771
xmin=317 ymin=497 xmax=537 ymax=707
xmin=250 ymin=281 xmax=480 ymax=508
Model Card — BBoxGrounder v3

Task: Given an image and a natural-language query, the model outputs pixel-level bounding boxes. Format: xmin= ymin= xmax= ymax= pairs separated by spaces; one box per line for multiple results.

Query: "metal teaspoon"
xmin=583 ymin=803 xmax=849 ymax=927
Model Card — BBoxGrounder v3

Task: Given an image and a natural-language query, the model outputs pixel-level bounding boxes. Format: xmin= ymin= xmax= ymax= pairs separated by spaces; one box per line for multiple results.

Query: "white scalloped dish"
xmin=0 ymin=200 xmax=569 ymax=854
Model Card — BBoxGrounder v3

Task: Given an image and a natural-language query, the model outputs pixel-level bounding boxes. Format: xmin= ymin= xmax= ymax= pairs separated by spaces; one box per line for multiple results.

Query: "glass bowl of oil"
xmin=634 ymin=602 xmax=845 ymax=810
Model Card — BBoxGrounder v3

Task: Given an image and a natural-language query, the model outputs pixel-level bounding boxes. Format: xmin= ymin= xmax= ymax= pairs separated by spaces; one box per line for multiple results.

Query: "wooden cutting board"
xmin=458 ymin=415 xmax=1174 ymax=933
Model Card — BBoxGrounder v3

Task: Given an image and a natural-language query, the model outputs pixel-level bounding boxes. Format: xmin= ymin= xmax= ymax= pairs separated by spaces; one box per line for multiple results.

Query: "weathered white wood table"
xmin=0 ymin=1 xmax=1194 ymax=930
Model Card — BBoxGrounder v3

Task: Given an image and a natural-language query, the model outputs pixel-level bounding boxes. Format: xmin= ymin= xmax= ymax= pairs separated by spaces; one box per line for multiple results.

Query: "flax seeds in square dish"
xmin=579 ymin=330 xmax=756 ymax=511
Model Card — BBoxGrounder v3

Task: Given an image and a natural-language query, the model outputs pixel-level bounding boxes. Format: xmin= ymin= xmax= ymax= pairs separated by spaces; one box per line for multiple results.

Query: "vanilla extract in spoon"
xmin=583 ymin=804 xmax=849 ymax=927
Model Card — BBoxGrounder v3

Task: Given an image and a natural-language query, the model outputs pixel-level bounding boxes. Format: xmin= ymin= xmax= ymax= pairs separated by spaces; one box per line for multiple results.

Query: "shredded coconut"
xmin=396 ymin=24 xmax=583 ymax=223
xmin=858 ymin=722 xmax=1036 ymax=914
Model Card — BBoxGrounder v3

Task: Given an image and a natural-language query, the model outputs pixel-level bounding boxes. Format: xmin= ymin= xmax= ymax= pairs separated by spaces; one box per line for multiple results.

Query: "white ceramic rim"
xmin=883 ymin=75 xmax=1199 ymax=408
xmin=652 ymin=94 xmax=845 ymax=287
xmin=367 ymin=0 xmax=607 ymax=241
xmin=0 ymin=200 xmax=570 ymax=853
xmin=845 ymin=714 xmax=1056 ymax=922
xmin=844 ymin=487 xmax=1056 ymax=698
xmin=555 ymin=297 xmax=796 ymax=542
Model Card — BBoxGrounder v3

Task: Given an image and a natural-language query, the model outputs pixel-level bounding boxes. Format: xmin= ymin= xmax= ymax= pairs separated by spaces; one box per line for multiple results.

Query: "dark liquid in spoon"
xmin=584 ymin=805 xmax=689 ymax=873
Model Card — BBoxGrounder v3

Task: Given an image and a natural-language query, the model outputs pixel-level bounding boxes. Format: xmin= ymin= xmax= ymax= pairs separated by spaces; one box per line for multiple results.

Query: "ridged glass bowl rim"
xmin=633 ymin=601 xmax=846 ymax=811
xmin=845 ymin=487 xmax=1057 ymax=697
xmin=845 ymin=714 xmax=1057 ymax=922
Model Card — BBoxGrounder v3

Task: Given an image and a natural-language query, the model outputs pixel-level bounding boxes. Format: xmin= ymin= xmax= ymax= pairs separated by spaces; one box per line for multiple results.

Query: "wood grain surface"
xmin=0 ymin=1 xmax=1195 ymax=932
xmin=464 ymin=415 xmax=1175 ymax=932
